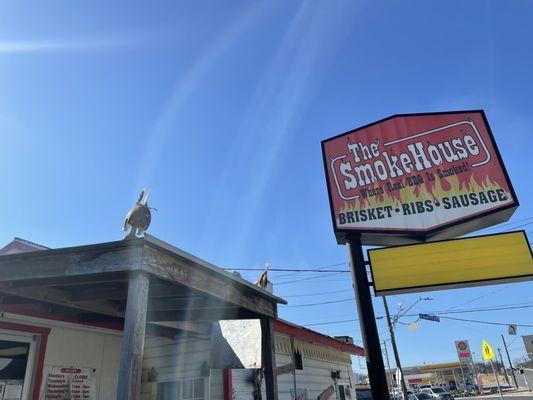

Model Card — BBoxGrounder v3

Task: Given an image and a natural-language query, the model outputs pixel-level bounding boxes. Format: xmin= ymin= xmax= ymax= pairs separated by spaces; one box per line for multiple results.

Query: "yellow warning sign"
xmin=482 ymin=339 xmax=495 ymax=361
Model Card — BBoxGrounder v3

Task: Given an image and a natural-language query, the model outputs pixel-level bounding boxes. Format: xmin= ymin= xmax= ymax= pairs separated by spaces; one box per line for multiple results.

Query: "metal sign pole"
xmin=490 ymin=359 xmax=504 ymax=400
xmin=459 ymin=365 xmax=466 ymax=390
xmin=346 ymin=234 xmax=390 ymax=400
xmin=501 ymin=334 xmax=519 ymax=389
xmin=452 ymin=369 xmax=458 ymax=390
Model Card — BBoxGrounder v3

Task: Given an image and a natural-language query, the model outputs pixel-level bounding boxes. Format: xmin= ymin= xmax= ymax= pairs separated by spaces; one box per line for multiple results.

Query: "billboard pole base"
xmin=346 ymin=234 xmax=390 ymax=400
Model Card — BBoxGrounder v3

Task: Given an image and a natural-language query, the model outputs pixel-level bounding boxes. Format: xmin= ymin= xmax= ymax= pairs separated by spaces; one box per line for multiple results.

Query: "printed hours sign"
xmin=321 ymin=110 xmax=518 ymax=245
xmin=45 ymin=366 xmax=95 ymax=400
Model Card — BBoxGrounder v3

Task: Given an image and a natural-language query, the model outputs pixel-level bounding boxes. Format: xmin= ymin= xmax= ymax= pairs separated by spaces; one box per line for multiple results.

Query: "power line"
xmin=444 ymin=284 xmax=514 ymax=311
xmin=224 ymin=262 xmax=347 ymax=272
xmin=304 ymin=319 xmax=357 ymax=327
xmin=228 ymin=268 xmax=350 ymax=272
xmin=503 ymin=221 xmax=533 ymax=232
xmin=281 ymin=294 xmax=533 ymax=312
xmin=281 ymin=297 xmax=354 ymax=307
xmin=412 ymin=303 xmax=533 ymax=316
xmin=438 ymin=315 xmax=533 ymax=328
xmin=224 ymin=219 xmax=532 ymax=283
xmin=290 ymin=301 xmax=533 ymax=325
xmin=278 ymin=288 xmax=354 ymax=298
xmin=475 ymin=216 xmax=533 ymax=233
xmin=274 ymin=271 xmax=347 ymax=285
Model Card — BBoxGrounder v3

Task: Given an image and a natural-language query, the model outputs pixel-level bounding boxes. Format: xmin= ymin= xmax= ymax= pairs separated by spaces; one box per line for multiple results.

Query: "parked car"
xmin=420 ymin=386 xmax=454 ymax=399
xmin=408 ymin=394 xmax=432 ymax=400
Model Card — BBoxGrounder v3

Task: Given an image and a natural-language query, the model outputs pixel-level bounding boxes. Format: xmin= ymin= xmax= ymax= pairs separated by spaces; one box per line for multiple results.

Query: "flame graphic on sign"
xmin=341 ymin=174 xmax=509 ymax=212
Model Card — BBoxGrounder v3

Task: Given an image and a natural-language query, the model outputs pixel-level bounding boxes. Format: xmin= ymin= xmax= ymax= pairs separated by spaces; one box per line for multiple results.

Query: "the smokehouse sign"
xmin=321 ymin=110 xmax=518 ymax=245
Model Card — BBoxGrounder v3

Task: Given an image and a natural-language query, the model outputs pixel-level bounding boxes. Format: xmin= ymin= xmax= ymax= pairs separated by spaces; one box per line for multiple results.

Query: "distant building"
xmin=523 ymin=335 xmax=533 ymax=359
xmin=401 ymin=362 xmax=474 ymax=390
xmin=0 ymin=237 xmax=48 ymax=255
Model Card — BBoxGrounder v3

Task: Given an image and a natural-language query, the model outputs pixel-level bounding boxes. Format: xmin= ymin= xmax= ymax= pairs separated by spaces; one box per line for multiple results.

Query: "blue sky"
xmin=0 ymin=1 xmax=532 ymax=370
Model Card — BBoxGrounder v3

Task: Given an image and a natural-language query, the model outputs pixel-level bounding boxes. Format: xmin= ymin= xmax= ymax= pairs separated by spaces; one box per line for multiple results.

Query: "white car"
xmin=420 ymin=387 xmax=454 ymax=400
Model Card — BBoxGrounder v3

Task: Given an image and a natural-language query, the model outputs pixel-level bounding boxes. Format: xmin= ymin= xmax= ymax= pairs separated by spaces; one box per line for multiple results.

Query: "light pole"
xmin=381 ymin=296 xmax=432 ymax=399
xmin=501 ymin=334 xmax=519 ymax=389
xmin=383 ymin=297 xmax=409 ymax=400
xmin=383 ymin=340 xmax=394 ymax=392
xmin=498 ymin=348 xmax=511 ymax=387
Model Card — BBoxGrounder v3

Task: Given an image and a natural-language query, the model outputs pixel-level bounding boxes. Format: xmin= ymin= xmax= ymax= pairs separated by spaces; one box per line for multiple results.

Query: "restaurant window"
xmin=0 ymin=331 xmax=38 ymax=400
xmin=156 ymin=378 xmax=205 ymax=400
xmin=293 ymin=349 xmax=303 ymax=370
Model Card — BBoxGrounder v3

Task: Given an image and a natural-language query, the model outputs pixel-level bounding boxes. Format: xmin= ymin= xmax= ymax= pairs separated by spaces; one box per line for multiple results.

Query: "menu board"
xmin=45 ymin=366 xmax=95 ymax=400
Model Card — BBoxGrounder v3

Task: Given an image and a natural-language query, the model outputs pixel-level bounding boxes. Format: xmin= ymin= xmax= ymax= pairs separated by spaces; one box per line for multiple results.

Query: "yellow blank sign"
xmin=369 ymin=231 xmax=533 ymax=296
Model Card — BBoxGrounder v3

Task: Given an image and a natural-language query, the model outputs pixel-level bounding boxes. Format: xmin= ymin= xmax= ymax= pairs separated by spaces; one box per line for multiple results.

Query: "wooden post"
xmin=261 ymin=317 xmax=278 ymax=400
xmin=116 ymin=272 xmax=150 ymax=400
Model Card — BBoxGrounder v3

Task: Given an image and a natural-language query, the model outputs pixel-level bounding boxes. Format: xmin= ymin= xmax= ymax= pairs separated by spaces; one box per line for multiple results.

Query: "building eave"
xmin=274 ymin=319 xmax=364 ymax=356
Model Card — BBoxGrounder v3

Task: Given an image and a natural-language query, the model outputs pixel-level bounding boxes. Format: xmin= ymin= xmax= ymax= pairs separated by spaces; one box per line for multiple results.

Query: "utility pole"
xmin=498 ymin=348 xmax=511 ymax=387
xmin=383 ymin=341 xmax=394 ymax=392
xmin=501 ymin=334 xmax=519 ymax=389
xmin=383 ymin=297 xmax=408 ymax=400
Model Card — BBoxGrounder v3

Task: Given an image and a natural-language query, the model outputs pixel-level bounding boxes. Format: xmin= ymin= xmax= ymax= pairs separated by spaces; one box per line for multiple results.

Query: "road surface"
xmin=458 ymin=393 xmax=533 ymax=399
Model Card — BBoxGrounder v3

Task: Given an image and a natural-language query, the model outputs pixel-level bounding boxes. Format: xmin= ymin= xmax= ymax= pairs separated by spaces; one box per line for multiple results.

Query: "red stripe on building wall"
xmin=223 ymin=368 xmax=233 ymax=400
xmin=0 ymin=320 xmax=51 ymax=400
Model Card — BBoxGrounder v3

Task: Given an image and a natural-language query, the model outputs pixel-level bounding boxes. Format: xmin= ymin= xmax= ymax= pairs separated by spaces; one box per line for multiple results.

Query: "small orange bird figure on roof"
xmin=255 ymin=262 xmax=270 ymax=289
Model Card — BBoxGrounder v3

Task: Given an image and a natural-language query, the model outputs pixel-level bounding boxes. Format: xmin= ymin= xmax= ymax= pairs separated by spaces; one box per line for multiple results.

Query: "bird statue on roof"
xmin=255 ymin=262 xmax=270 ymax=289
xmin=122 ymin=189 xmax=156 ymax=239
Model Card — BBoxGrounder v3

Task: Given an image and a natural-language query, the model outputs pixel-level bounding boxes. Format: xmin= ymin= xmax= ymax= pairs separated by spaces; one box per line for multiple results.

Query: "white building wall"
xmin=209 ymin=369 xmax=224 ymax=400
xmin=43 ymin=324 xmax=122 ymax=400
xmin=231 ymin=333 xmax=355 ymax=400
xmin=0 ymin=313 xmax=358 ymax=400
xmin=141 ymin=334 xmax=214 ymax=400
xmin=1 ymin=313 xmax=122 ymax=400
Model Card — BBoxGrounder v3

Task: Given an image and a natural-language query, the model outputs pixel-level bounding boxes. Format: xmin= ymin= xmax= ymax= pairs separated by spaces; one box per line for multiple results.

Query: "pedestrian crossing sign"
xmin=482 ymin=339 xmax=495 ymax=361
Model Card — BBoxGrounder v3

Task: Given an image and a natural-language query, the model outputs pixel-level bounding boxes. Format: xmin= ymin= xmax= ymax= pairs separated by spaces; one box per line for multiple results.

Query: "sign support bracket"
xmin=346 ymin=234 xmax=390 ymax=400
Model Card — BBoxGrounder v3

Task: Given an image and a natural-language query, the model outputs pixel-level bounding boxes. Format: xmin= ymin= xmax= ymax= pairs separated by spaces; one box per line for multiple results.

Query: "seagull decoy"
xmin=255 ymin=262 xmax=270 ymax=289
xmin=122 ymin=189 xmax=155 ymax=239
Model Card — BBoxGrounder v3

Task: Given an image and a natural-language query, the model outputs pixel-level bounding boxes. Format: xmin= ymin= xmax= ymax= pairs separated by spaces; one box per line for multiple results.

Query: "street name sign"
xmin=321 ymin=110 xmax=518 ymax=245
xmin=368 ymin=231 xmax=533 ymax=296
xmin=419 ymin=314 xmax=440 ymax=322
